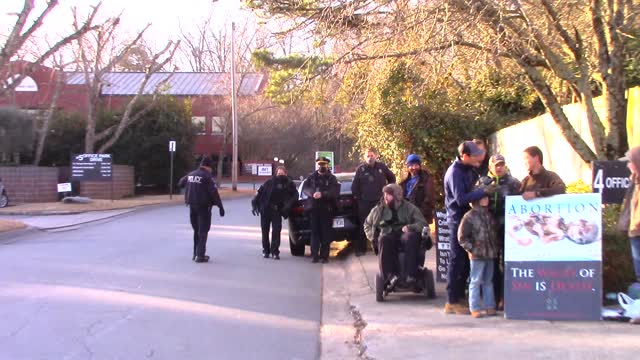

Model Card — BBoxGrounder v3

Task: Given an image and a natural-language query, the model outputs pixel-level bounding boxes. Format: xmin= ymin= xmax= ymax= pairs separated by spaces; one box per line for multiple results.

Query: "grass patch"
xmin=0 ymin=219 xmax=27 ymax=233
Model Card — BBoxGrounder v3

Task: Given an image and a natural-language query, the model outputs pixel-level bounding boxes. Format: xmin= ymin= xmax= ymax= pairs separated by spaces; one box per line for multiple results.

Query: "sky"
xmin=1 ymin=0 xmax=253 ymax=51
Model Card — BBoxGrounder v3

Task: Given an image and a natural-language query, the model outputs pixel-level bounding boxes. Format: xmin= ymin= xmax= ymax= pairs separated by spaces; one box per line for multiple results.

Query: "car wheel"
xmin=289 ymin=233 xmax=305 ymax=257
xmin=0 ymin=193 xmax=8 ymax=208
xmin=375 ymin=273 xmax=384 ymax=302
xmin=423 ymin=268 xmax=436 ymax=299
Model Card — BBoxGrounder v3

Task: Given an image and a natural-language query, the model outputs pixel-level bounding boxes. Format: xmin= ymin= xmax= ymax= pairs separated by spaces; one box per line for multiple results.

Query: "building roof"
xmin=64 ymin=72 xmax=265 ymax=96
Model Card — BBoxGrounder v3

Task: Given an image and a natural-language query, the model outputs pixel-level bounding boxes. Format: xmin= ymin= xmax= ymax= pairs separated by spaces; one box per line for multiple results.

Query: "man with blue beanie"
xmin=443 ymin=141 xmax=496 ymax=314
xmin=399 ymin=154 xmax=435 ymax=225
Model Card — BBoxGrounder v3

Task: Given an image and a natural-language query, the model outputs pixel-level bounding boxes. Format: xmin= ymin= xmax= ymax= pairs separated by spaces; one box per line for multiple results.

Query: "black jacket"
xmin=178 ymin=168 xmax=223 ymax=208
xmin=251 ymin=176 xmax=298 ymax=216
xmin=351 ymin=162 xmax=396 ymax=202
xmin=302 ymin=170 xmax=340 ymax=212
xmin=399 ymin=169 xmax=436 ymax=224
xmin=476 ymin=172 xmax=521 ymax=225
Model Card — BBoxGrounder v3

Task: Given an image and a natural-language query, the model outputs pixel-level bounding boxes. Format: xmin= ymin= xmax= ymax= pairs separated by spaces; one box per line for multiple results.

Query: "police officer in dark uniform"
xmin=251 ymin=166 xmax=298 ymax=260
xmin=178 ymin=157 xmax=225 ymax=263
xmin=302 ymin=157 xmax=340 ymax=263
xmin=351 ymin=148 xmax=396 ymax=256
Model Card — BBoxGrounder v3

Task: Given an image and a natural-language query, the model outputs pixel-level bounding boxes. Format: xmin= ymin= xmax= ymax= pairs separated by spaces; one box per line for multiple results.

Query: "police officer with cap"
xmin=302 ymin=156 xmax=340 ymax=263
xmin=178 ymin=156 xmax=225 ymax=263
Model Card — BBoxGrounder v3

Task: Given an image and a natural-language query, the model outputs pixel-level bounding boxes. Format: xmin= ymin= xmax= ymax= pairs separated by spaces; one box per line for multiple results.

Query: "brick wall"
xmin=0 ymin=166 xmax=59 ymax=203
xmin=0 ymin=165 xmax=134 ymax=203
xmin=79 ymin=165 xmax=134 ymax=199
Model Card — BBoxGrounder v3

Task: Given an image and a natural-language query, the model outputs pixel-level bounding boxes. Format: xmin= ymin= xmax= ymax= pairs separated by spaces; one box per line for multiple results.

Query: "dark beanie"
xmin=200 ymin=157 xmax=213 ymax=168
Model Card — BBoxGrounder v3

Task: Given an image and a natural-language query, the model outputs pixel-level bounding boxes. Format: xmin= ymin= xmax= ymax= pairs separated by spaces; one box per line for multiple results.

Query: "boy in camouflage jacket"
xmin=458 ymin=195 xmax=499 ymax=318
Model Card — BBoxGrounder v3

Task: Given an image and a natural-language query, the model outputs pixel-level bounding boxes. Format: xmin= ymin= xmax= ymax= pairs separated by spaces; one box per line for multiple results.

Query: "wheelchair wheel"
xmin=423 ymin=268 xmax=436 ymax=299
xmin=375 ymin=273 xmax=384 ymax=302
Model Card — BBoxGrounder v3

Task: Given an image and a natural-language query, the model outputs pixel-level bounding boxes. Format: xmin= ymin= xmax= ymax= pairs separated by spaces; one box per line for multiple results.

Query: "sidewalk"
xmin=321 ymin=249 xmax=639 ymax=359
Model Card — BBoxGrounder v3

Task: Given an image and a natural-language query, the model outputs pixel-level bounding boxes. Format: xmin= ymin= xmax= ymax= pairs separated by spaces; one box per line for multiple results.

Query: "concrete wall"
xmin=489 ymin=88 xmax=639 ymax=185
xmin=0 ymin=166 xmax=59 ymax=203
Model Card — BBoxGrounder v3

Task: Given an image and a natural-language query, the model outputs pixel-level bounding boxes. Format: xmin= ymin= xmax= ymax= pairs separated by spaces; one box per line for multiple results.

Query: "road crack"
xmin=349 ymin=302 xmax=374 ymax=360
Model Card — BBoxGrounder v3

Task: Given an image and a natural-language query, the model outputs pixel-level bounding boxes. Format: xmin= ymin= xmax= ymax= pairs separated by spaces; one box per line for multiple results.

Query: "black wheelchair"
xmin=374 ymin=226 xmax=436 ymax=302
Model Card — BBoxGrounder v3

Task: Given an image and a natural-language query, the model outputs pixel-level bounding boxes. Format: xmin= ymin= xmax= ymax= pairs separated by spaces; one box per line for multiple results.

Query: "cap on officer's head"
xmin=458 ymin=140 xmax=485 ymax=158
xmin=200 ymin=157 xmax=214 ymax=168
xmin=406 ymin=154 xmax=421 ymax=165
xmin=316 ymin=156 xmax=330 ymax=165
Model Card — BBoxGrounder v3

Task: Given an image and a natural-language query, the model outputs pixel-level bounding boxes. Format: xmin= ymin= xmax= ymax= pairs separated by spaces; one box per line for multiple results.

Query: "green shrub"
xmin=602 ymin=204 xmax=635 ymax=293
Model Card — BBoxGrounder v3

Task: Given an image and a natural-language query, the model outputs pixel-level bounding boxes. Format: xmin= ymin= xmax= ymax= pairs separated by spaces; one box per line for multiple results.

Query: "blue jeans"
xmin=469 ymin=259 xmax=495 ymax=312
xmin=631 ymin=236 xmax=640 ymax=280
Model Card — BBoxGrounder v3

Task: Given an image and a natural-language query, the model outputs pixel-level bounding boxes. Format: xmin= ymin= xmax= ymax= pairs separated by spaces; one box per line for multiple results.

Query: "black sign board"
xmin=505 ymin=261 xmax=602 ymax=320
xmin=434 ymin=210 xmax=450 ymax=283
xmin=592 ymin=160 xmax=631 ymax=204
xmin=71 ymin=154 xmax=113 ymax=181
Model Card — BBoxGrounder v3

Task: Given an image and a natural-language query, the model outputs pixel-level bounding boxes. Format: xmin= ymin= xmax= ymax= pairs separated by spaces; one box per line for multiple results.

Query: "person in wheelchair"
xmin=364 ymin=183 xmax=427 ymax=289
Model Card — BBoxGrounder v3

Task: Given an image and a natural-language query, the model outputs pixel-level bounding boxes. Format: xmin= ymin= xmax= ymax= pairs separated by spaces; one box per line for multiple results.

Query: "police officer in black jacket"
xmin=351 ymin=148 xmax=396 ymax=256
xmin=251 ymin=166 xmax=298 ymax=260
xmin=302 ymin=157 xmax=340 ymax=263
xmin=178 ymin=157 xmax=225 ymax=263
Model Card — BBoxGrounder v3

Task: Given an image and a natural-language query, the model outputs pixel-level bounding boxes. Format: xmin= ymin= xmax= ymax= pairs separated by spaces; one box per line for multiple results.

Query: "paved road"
xmin=0 ymin=198 xmax=322 ymax=360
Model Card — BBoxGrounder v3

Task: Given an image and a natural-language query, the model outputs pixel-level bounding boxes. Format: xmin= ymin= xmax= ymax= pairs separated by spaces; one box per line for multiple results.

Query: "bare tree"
xmin=32 ymin=53 xmax=70 ymax=166
xmin=178 ymin=16 xmax=269 ymax=72
xmin=0 ymin=0 xmax=101 ymax=97
xmin=179 ymin=17 xmax=275 ymax=178
xmin=71 ymin=10 xmax=180 ymax=153
xmin=249 ymin=0 xmax=639 ymax=160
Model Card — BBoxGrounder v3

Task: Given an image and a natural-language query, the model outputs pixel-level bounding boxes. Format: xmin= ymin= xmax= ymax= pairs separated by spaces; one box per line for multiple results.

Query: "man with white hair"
xmin=364 ymin=183 xmax=427 ymax=286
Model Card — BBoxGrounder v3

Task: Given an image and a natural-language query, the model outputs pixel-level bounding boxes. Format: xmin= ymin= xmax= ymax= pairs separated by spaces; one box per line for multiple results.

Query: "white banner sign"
xmin=504 ymin=193 xmax=602 ymax=262
xmin=257 ymin=165 xmax=272 ymax=176
xmin=57 ymin=183 xmax=72 ymax=193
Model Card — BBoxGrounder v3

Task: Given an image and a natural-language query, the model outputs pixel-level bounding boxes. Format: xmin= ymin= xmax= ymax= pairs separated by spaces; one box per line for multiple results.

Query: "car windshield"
xmin=339 ymin=181 xmax=352 ymax=194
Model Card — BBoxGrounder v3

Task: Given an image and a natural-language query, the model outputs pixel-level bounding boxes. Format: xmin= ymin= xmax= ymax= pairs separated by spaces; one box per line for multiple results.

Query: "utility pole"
xmin=230 ymin=21 xmax=238 ymax=191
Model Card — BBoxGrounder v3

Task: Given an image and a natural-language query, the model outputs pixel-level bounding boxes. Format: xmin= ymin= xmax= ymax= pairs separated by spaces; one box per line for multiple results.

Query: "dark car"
xmin=288 ymin=172 xmax=360 ymax=256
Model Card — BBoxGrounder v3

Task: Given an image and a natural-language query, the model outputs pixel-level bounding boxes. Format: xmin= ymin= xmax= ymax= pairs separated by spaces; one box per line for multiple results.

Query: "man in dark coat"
xmin=351 ymin=148 xmax=396 ymax=256
xmin=520 ymin=146 xmax=566 ymax=199
xmin=251 ymin=166 xmax=298 ymax=260
xmin=399 ymin=154 xmax=435 ymax=225
xmin=178 ymin=157 xmax=225 ymax=263
xmin=302 ymin=157 xmax=340 ymax=263
xmin=443 ymin=141 xmax=496 ymax=314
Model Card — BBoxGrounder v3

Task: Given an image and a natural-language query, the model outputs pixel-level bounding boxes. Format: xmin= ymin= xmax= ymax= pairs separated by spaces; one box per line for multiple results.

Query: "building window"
xmin=211 ymin=116 xmax=226 ymax=134
xmin=192 ymin=116 xmax=207 ymax=135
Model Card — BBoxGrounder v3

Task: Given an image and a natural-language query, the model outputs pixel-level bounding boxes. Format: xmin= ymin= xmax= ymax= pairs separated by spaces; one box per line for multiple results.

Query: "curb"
xmin=36 ymin=208 xmax=138 ymax=231
xmin=0 ymin=202 xmax=181 ymax=216
xmin=0 ymin=208 xmax=138 ymax=234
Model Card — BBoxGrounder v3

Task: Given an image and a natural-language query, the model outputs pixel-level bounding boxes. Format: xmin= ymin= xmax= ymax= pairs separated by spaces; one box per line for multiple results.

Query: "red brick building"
xmin=1 ymin=61 xmax=266 ymax=163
